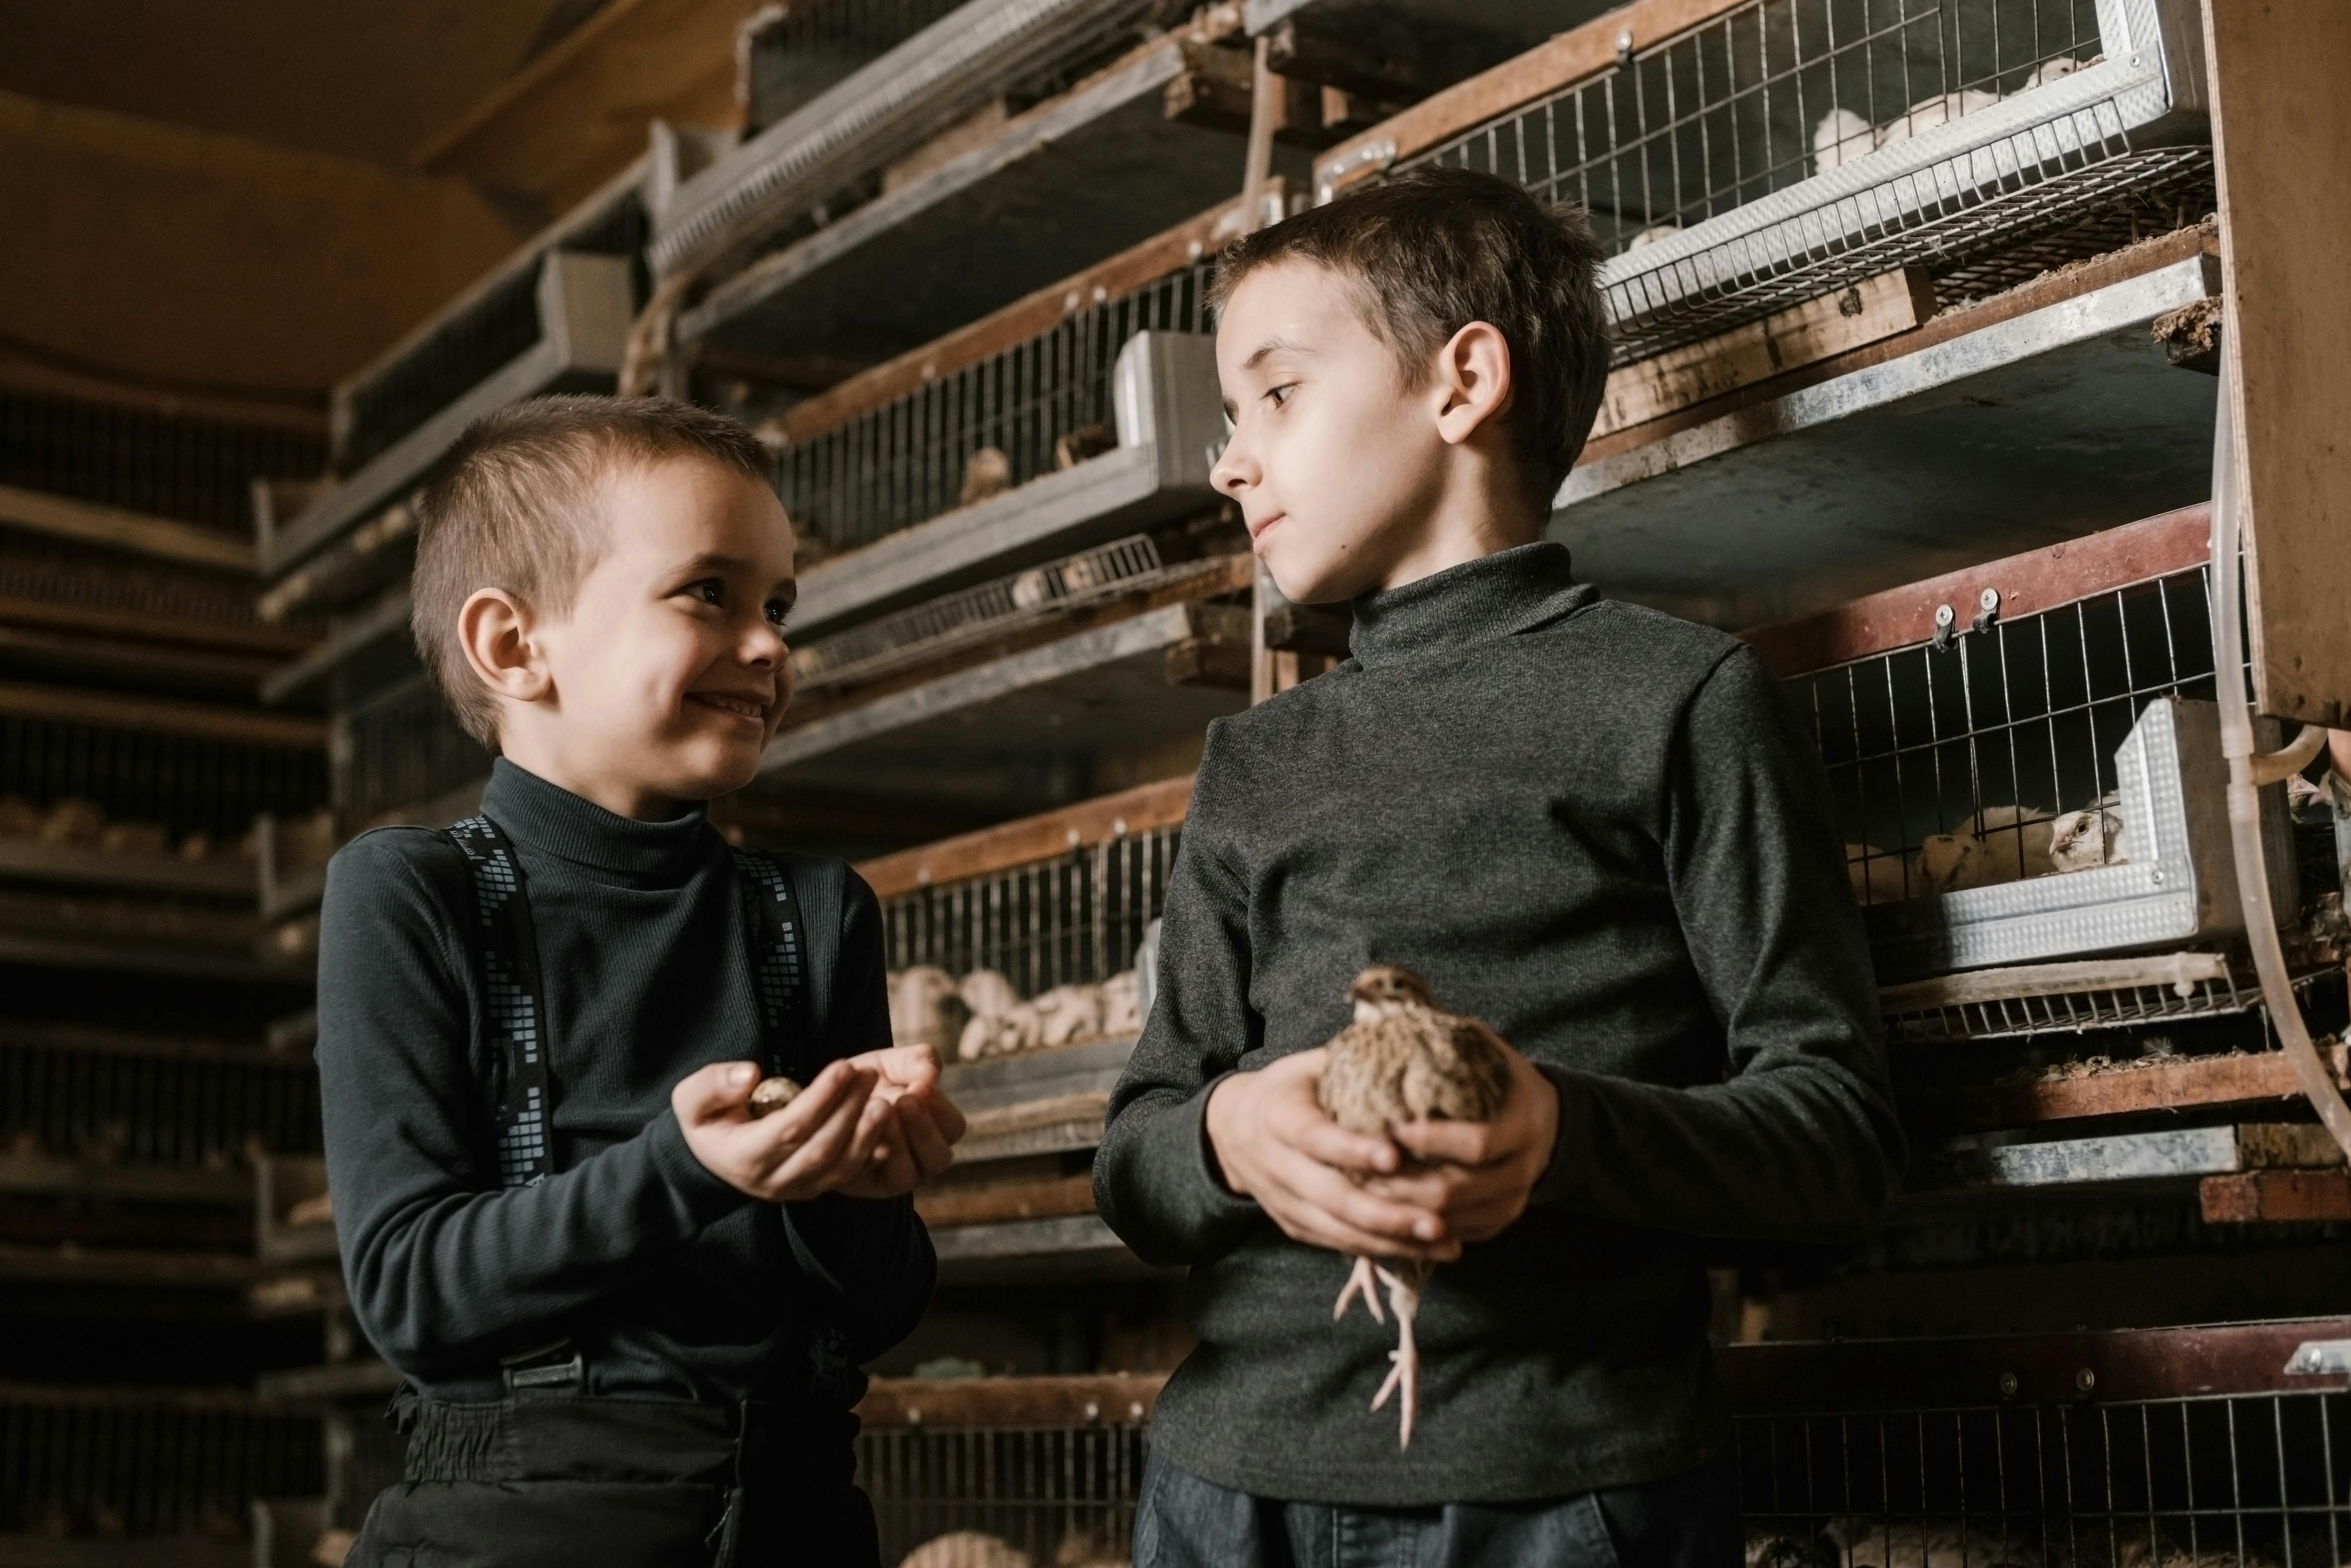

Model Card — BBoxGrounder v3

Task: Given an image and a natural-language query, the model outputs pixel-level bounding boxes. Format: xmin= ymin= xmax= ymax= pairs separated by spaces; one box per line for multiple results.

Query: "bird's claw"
xmin=1361 ymin=1266 xmax=1422 ymax=1449
xmin=1332 ymin=1255 xmax=1386 ymax=1324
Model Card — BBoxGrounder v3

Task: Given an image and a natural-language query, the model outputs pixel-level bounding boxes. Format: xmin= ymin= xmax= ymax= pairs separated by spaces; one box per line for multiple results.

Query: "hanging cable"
xmin=2208 ymin=346 xmax=2351 ymax=1160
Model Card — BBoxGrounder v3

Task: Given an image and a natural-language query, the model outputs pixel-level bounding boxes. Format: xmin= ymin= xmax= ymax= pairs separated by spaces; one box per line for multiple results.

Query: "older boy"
xmin=317 ymin=396 xmax=962 ymax=1568
xmin=1096 ymin=168 xmax=1901 ymax=1564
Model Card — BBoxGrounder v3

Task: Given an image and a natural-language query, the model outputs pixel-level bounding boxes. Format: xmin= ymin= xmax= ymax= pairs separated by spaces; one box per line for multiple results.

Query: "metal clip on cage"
xmin=1322 ymin=0 xmax=2212 ymax=366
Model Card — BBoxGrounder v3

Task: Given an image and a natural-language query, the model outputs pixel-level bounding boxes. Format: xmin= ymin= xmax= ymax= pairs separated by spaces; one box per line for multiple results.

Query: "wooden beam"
xmin=860 ymin=775 xmax=1194 ymax=899
xmin=0 ymin=838 xmax=255 ymax=900
xmin=1588 ymin=268 xmax=1936 ymax=439
xmin=0 ymin=1150 xmax=250 ymax=1206
xmin=1904 ymin=1051 xmax=2312 ymax=1137
xmin=2202 ymin=1171 xmax=2351 ymax=1224
xmin=1264 ymin=8 xmax=1522 ymax=102
xmin=0 ymin=1240 xmax=265 ymax=1290
xmin=916 ymin=1172 xmax=1098 ymax=1229
xmin=0 ymin=678 xmax=324 ymax=749
xmin=856 ymin=1373 xmax=1165 ymax=1429
xmin=1742 ymin=504 xmax=2212 ymax=677
xmin=1317 ymin=0 xmax=1744 ymax=197
xmin=0 ymin=592 xmax=312 ymax=658
xmin=0 ymin=481 xmax=255 ymax=573
xmin=2206 ymin=0 xmax=2351 ymax=726
xmin=411 ymin=0 xmax=745 ymax=217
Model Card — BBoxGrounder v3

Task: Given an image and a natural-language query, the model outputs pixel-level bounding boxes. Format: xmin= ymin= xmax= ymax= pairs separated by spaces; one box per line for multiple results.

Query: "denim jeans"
xmin=1132 ymin=1444 xmax=1742 ymax=1568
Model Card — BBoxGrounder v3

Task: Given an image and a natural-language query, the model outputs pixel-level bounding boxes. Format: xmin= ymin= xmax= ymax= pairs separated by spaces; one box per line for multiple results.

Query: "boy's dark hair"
xmin=1208 ymin=165 xmax=1609 ymax=504
xmin=410 ymin=394 xmax=772 ymax=749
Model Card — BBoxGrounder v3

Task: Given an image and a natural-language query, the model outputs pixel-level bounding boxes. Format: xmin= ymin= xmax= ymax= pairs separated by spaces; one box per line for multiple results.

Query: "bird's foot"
xmin=1366 ymin=1268 xmax=1422 ymax=1448
xmin=1333 ymin=1255 xmax=1386 ymax=1324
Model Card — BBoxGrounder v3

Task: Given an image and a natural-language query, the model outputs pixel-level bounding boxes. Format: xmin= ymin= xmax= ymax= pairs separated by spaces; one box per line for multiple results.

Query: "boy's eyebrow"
xmin=1242 ymin=336 xmax=1315 ymax=370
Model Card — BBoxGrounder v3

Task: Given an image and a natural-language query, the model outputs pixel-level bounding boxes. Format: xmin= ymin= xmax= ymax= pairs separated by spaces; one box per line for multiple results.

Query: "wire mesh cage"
xmin=877 ymin=821 xmax=1176 ymax=1000
xmin=739 ymin=0 xmax=973 ymax=135
xmin=0 ymin=1031 xmax=322 ymax=1166
xmin=0 ymin=1392 xmax=323 ymax=1537
xmin=334 ymin=672 xmax=488 ymax=832
xmin=1384 ymin=0 xmax=2212 ymax=362
xmin=0 ymin=533 xmax=281 ymax=632
xmin=0 ymin=390 xmax=324 ymax=536
xmin=335 ymin=189 xmax=650 ymax=477
xmin=775 ymin=259 xmax=1215 ymax=557
xmin=1793 ymin=560 xmax=2215 ymax=914
xmin=0 ymin=715 xmax=327 ymax=843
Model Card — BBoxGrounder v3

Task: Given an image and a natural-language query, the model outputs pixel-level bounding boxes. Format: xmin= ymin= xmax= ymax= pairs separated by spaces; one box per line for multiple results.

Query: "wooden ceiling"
xmin=0 ymin=0 xmax=749 ymax=427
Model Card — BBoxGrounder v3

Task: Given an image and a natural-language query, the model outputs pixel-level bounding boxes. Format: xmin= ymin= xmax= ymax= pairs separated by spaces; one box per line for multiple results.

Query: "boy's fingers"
xmin=673 ymin=1061 xmax=761 ymax=1124
xmin=895 ymin=1099 xmax=956 ymax=1178
xmin=1283 ymin=1156 xmax=1445 ymax=1249
xmin=1392 ymin=1119 xmax=1499 ymax=1166
xmin=1286 ymin=1113 xmax=1399 ymax=1176
xmin=774 ymin=1071 xmax=876 ymax=1186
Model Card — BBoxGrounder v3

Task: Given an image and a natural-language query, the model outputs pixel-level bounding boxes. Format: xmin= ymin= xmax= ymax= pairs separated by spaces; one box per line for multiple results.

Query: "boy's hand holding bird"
xmin=674 ymin=1042 xmax=965 ymax=1204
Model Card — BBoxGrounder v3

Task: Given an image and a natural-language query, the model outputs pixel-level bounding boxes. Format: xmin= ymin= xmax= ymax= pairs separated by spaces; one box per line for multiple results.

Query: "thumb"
xmin=673 ymin=1061 xmax=759 ymax=1124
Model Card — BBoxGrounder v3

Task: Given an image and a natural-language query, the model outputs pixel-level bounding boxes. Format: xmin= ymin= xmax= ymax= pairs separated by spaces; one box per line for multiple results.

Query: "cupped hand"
xmin=1365 ymin=1045 xmax=1561 ymax=1244
xmin=672 ymin=1057 xmax=880 ymax=1202
xmin=832 ymin=1043 xmax=967 ymax=1199
xmin=1203 ymin=1048 xmax=1458 ymax=1262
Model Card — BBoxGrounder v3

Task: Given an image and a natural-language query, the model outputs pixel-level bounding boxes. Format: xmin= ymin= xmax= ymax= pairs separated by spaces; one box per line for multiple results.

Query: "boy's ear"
xmin=457 ymin=588 xmax=553 ymax=705
xmin=1430 ymin=321 xmax=1517 ymax=448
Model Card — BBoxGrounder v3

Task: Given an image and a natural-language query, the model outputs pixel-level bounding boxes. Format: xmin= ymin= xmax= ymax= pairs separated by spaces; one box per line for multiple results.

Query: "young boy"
xmin=1096 ymin=167 xmax=1903 ymax=1563
xmin=316 ymin=396 xmax=963 ymax=1568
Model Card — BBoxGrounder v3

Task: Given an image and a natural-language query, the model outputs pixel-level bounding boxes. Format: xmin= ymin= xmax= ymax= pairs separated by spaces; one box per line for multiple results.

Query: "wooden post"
xmin=2205 ymin=0 xmax=2351 ymax=725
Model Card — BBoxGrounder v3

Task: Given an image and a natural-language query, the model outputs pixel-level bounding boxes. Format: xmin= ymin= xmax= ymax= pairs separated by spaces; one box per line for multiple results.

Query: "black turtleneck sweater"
xmin=315 ymin=759 xmax=933 ymax=1405
xmin=1096 ymin=542 xmax=1901 ymax=1505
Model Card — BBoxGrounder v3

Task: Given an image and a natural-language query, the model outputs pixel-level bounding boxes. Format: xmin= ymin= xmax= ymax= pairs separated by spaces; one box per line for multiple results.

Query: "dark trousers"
xmin=347 ymin=1392 xmax=879 ymax=1568
xmin=1133 ymin=1445 xmax=1743 ymax=1568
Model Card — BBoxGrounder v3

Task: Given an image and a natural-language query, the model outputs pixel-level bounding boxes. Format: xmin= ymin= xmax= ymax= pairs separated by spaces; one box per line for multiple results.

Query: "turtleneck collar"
xmin=1346 ymin=541 xmax=1592 ymax=670
xmin=481 ymin=758 xmax=715 ymax=888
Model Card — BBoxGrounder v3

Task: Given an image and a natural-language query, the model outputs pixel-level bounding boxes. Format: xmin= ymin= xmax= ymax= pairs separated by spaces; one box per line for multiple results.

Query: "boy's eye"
xmin=690 ymin=581 xmax=724 ymax=607
xmin=1266 ymin=384 xmax=1295 ymax=408
xmin=765 ymin=599 xmax=790 ymax=629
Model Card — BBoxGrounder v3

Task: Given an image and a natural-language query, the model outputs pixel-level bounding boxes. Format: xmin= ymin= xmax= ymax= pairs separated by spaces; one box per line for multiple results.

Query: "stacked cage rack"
xmin=1319 ymin=0 xmax=2214 ymax=365
xmin=0 ymin=1387 xmax=323 ymax=1544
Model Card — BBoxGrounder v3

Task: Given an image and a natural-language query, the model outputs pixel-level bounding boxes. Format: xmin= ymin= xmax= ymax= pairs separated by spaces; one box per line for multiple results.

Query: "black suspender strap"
xmin=444 ymin=815 xmax=554 ymax=1190
xmin=732 ymin=848 xmax=812 ymax=1081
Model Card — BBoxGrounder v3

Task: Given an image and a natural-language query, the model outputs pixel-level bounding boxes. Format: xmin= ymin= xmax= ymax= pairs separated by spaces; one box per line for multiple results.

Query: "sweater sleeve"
xmin=316 ymin=830 xmax=749 ymax=1380
xmin=1095 ymin=730 xmax=1264 ymax=1267
xmin=780 ymin=866 xmax=937 ymax=1363
xmin=1531 ymin=645 xmax=1906 ymax=1243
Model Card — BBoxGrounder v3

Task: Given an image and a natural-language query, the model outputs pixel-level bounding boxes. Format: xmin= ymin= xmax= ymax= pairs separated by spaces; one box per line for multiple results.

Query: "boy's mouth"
xmin=687 ymin=690 xmax=772 ymax=725
xmin=1247 ymin=512 xmax=1286 ymax=543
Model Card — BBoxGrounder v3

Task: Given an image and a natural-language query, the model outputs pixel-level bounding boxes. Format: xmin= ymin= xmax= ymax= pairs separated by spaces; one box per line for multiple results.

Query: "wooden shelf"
xmin=1552 ymin=229 xmax=2225 ymax=629
xmin=856 ymin=1372 xmax=1165 ymax=1429
xmin=1901 ymin=1049 xmax=2334 ymax=1139
xmin=0 ymin=1242 xmax=265 ymax=1291
xmin=0 ymin=838 xmax=254 ymax=900
xmin=0 ymin=1153 xmax=250 ymax=1207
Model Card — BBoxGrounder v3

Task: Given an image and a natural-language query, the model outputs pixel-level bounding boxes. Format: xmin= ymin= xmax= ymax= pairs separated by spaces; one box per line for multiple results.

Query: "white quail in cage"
xmin=957 ymin=446 xmax=1012 ymax=508
xmin=1811 ymin=108 xmax=1875 ymax=173
xmin=1316 ymin=965 xmax=1513 ymax=1449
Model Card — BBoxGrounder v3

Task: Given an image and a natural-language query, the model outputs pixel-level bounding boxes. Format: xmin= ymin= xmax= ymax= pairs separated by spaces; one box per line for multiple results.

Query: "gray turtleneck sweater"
xmin=1096 ymin=542 xmax=1901 ymax=1505
xmin=315 ymin=759 xmax=933 ymax=1405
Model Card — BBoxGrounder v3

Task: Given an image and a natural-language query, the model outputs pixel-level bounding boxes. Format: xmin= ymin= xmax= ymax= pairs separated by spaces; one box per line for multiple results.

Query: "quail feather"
xmin=1316 ymin=965 xmax=1513 ymax=1449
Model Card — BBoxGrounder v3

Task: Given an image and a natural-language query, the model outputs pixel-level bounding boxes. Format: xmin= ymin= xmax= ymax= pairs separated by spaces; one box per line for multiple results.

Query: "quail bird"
xmin=1316 ymin=965 xmax=1513 ymax=1448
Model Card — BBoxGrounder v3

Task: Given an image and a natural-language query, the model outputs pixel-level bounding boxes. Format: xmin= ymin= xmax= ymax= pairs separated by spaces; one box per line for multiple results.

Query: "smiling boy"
xmin=1096 ymin=168 xmax=1901 ymax=1564
xmin=316 ymin=396 xmax=962 ymax=1567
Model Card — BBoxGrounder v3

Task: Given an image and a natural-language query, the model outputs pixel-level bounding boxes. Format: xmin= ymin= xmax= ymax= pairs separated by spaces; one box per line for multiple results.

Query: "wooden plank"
xmin=956 ymin=1092 xmax=1111 ymax=1165
xmin=767 ymin=196 xmax=1253 ymax=446
xmin=0 ymin=622 xmax=281 ymax=692
xmin=860 ymin=777 xmax=1193 ymax=898
xmin=0 ymin=481 xmax=254 ymax=574
xmin=0 ymin=679 xmax=324 ymax=749
xmin=260 ymin=587 xmax=410 ymax=705
xmin=917 ymin=1173 xmax=1098 ymax=1229
xmin=411 ymin=0 xmax=739 ymax=217
xmin=2206 ymin=0 xmax=2351 ymax=727
xmin=0 ymin=1241 xmax=265 ymax=1289
xmin=0 ymin=1020 xmax=308 ymax=1067
xmin=2202 ymin=1171 xmax=2351 ymax=1225
xmin=0 ymin=1379 xmax=287 ymax=1413
xmin=0 ymin=838 xmax=254 ymax=899
xmin=0 ymin=594 xmax=313 ymax=658
xmin=1742 ymin=504 xmax=2213 ymax=676
xmin=856 ymin=1373 xmax=1166 ymax=1429
xmin=0 ymin=1152 xmax=250 ymax=1206
xmin=256 ymin=501 xmax=417 ymax=624
xmin=1588 ymin=269 xmax=1935 ymax=439
xmin=1163 ymin=634 xmax=1254 ymax=689
xmin=1909 ymin=1052 xmax=2304 ymax=1138
xmin=1315 ymin=0 xmax=1744 ymax=196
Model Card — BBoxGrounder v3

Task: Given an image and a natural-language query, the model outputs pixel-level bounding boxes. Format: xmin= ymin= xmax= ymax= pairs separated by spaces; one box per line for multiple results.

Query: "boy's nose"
xmin=1211 ymin=429 xmax=1259 ymax=496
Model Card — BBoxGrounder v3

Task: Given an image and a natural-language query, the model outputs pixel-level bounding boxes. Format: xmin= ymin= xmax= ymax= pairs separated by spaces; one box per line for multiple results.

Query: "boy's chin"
xmin=654 ymin=740 xmax=767 ymax=803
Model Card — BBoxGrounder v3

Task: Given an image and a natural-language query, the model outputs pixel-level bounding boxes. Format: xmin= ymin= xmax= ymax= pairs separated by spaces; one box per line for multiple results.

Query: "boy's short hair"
xmin=410 ymin=394 xmax=772 ymax=749
xmin=1208 ymin=166 xmax=1609 ymax=504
